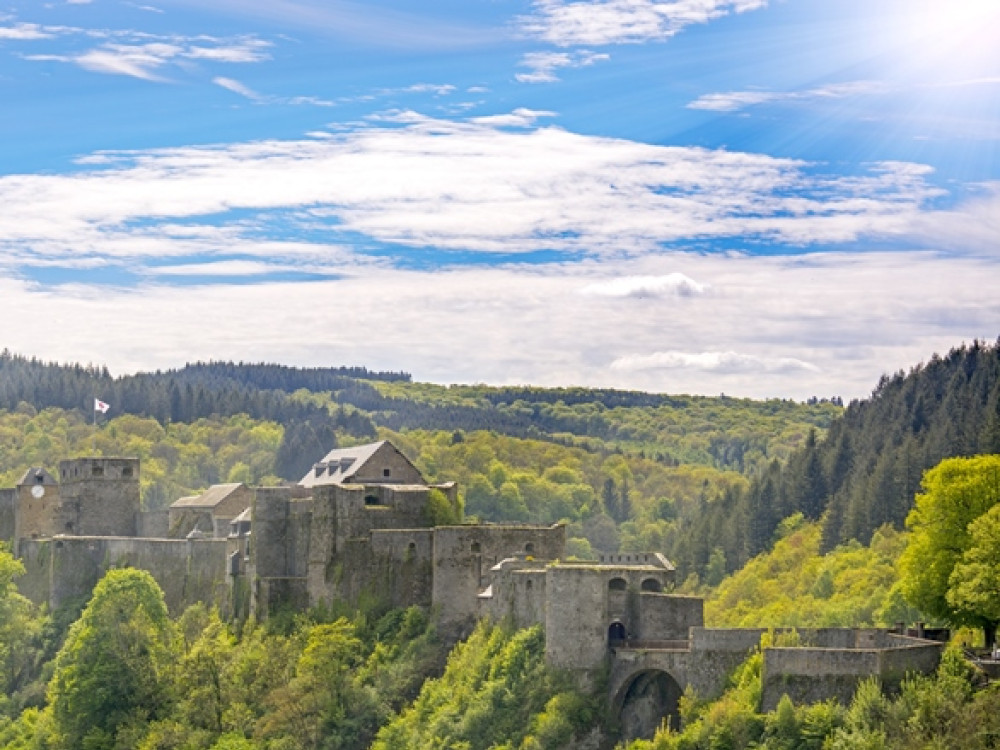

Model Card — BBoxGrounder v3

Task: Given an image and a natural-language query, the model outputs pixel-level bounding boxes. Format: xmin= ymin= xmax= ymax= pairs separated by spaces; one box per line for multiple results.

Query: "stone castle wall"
xmin=17 ymin=536 xmax=229 ymax=615
xmin=0 ymin=488 xmax=14 ymax=544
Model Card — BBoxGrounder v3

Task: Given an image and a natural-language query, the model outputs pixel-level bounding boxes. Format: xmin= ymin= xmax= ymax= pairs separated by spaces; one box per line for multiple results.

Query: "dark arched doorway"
xmin=608 ymin=621 xmax=627 ymax=646
xmin=618 ymin=670 xmax=683 ymax=741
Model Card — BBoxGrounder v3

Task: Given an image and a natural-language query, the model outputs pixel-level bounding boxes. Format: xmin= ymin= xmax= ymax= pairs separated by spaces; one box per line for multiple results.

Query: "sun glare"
xmin=893 ymin=0 xmax=1000 ymax=78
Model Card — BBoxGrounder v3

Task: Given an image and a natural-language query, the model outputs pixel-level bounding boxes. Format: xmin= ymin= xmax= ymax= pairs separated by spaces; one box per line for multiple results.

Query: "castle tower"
xmin=13 ymin=467 xmax=61 ymax=543
xmin=57 ymin=457 xmax=140 ymax=537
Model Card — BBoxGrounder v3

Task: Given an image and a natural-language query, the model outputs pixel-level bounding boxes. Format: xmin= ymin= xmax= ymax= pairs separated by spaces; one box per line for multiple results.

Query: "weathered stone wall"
xmin=0 ymin=488 xmax=14 ymax=544
xmin=433 ymin=524 xmax=565 ymax=633
xmin=139 ymin=510 xmax=169 ymax=538
xmin=16 ymin=536 xmax=229 ymax=615
xmin=761 ymin=647 xmax=881 ymax=711
xmin=638 ymin=594 xmax=703 ymax=641
xmin=58 ymin=458 xmax=140 ymax=537
xmin=14 ymin=483 xmax=62 ymax=543
xmin=483 ymin=562 xmax=548 ymax=628
xmin=878 ymin=641 xmax=943 ymax=686
xmin=545 ymin=565 xmax=609 ymax=672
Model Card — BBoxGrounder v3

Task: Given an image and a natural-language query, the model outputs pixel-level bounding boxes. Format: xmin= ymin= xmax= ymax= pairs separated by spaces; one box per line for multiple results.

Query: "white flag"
xmin=94 ymin=398 xmax=110 ymax=414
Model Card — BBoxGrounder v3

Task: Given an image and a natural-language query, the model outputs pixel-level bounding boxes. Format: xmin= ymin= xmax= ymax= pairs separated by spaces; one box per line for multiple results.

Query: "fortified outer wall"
xmin=760 ymin=637 xmax=943 ymax=711
xmin=16 ymin=536 xmax=229 ymax=614
xmin=0 ymin=488 xmax=13 ymax=543
xmin=433 ymin=524 xmax=566 ymax=633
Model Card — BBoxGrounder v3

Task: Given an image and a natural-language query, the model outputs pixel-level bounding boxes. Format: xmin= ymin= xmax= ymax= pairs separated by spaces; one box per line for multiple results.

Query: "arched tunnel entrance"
xmin=617 ymin=669 xmax=684 ymax=742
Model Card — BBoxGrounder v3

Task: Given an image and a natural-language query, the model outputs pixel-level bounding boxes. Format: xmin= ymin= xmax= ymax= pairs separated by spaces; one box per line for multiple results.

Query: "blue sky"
xmin=0 ymin=0 xmax=998 ymax=400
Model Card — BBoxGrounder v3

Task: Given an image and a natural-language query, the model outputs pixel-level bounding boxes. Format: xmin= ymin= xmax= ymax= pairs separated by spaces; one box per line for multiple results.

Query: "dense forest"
xmin=2 ymin=340 xmax=1000 ymax=749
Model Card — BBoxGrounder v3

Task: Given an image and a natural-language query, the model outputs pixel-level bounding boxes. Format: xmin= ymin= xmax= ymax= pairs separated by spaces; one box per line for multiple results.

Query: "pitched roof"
xmin=298 ymin=440 xmax=383 ymax=487
xmin=169 ymin=483 xmax=244 ymax=509
xmin=17 ymin=467 xmax=57 ymax=486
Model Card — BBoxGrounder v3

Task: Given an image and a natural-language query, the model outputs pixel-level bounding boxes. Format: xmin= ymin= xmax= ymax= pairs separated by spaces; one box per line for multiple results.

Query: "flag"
xmin=94 ymin=398 xmax=110 ymax=414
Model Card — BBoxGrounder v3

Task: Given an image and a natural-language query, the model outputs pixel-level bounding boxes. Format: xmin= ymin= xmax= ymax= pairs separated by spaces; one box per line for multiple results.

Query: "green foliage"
xmin=899 ymin=454 xmax=1000 ymax=640
xmin=48 ymin=568 xmax=177 ymax=750
xmin=372 ymin=621 xmax=597 ymax=750
xmin=423 ymin=487 xmax=463 ymax=526
xmin=706 ymin=521 xmax=914 ymax=628
xmin=0 ymin=544 xmax=45 ymax=716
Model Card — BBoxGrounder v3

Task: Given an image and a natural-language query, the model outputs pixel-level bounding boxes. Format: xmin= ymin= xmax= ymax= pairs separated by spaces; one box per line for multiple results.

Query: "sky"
xmin=0 ymin=0 xmax=998 ymax=401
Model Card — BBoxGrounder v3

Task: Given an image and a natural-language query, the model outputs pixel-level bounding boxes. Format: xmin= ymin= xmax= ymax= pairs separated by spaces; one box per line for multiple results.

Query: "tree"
xmin=947 ymin=502 xmax=1000 ymax=646
xmin=48 ymin=568 xmax=178 ymax=750
xmin=0 ymin=543 xmax=43 ymax=703
xmin=899 ymin=455 xmax=1000 ymax=642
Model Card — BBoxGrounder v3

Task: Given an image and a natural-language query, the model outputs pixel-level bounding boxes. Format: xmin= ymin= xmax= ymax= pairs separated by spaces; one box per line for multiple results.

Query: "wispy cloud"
xmin=0 ymin=22 xmax=56 ymax=40
xmin=0 ymin=112 xmax=968 ymax=273
xmin=688 ymin=81 xmax=887 ymax=112
xmin=214 ymin=76 xmax=266 ymax=102
xmin=21 ymin=32 xmax=271 ymax=82
xmin=520 ymin=0 xmax=768 ymax=47
xmin=516 ymin=50 xmax=610 ymax=83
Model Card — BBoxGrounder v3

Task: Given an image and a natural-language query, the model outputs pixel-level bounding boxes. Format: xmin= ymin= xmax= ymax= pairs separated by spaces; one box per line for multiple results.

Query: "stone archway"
xmin=617 ymin=669 xmax=684 ymax=742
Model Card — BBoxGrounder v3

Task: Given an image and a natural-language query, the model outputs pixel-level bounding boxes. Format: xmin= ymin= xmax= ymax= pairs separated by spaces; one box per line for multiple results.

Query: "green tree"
xmin=947 ymin=502 xmax=1000 ymax=646
xmin=0 ymin=544 xmax=43 ymax=708
xmin=48 ymin=568 xmax=178 ymax=750
xmin=899 ymin=454 xmax=1000 ymax=643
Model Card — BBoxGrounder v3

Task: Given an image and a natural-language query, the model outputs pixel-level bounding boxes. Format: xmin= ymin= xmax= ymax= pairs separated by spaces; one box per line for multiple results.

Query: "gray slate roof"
xmin=169 ymin=483 xmax=244 ymax=509
xmin=299 ymin=440 xmax=388 ymax=488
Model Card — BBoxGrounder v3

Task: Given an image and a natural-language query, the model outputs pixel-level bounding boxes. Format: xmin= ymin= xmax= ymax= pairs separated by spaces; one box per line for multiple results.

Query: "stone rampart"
xmin=0 ymin=488 xmax=13 ymax=544
xmin=17 ymin=536 xmax=228 ymax=615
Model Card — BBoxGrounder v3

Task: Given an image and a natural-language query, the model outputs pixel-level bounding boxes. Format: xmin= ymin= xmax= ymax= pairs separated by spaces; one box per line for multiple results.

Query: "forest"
xmin=2 ymin=340 xmax=1000 ymax=749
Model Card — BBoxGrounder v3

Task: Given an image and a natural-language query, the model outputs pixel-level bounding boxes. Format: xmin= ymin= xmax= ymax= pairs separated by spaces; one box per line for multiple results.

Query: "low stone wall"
xmin=760 ymin=638 xmax=944 ymax=711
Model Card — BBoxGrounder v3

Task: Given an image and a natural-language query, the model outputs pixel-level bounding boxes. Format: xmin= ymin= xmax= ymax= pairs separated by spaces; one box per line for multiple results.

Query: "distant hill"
xmin=683 ymin=340 xmax=1000 ymax=578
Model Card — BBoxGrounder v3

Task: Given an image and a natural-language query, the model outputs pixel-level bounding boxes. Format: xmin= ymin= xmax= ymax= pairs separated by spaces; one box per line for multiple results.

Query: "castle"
xmin=0 ymin=442 xmax=945 ymax=741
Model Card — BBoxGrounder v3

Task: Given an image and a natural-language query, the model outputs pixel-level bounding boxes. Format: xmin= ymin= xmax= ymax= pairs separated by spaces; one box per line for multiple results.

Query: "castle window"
xmin=641 ymin=578 xmax=663 ymax=593
xmin=383 ymin=468 xmax=391 ymax=477
xmin=471 ymin=542 xmax=481 ymax=553
xmin=609 ymin=577 xmax=627 ymax=592
xmin=364 ymin=494 xmax=379 ymax=506
xmin=526 ymin=579 xmax=533 ymax=590
xmin=525 ymin=542 xmax=535 ymax=555
xmin=92 ymin=465 xmax=103 ymax=477
xmin=608 ymin=621 xmax=627 ymax=645
xmin=122 ymin=467 xmax=133 ymax=478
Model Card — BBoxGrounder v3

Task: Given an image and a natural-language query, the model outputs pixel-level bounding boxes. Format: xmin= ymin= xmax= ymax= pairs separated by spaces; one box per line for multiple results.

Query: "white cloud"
xmin=0 ymin=23 xmax=55 ymax=40
xmin=688 ymin=81 xmax=887 ymax=112
xmin=610 ymin=350 xmax=820 ymax=374
xmin=579 ymin=273 xmax=706 ymax=297
xmin=520 ymin=0 xmax=768 ymax=47
xmin=214 ymin=76 xmax=265 ymax=102
xmin=516 ymin=50 xmax=610 ymax=83
xmin=470 ymin=108 xmax=556 ymax=127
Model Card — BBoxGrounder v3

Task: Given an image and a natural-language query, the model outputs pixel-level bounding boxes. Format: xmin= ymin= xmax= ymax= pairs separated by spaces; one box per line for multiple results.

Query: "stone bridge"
xmin=606 ymin=629 xmax=945 ymax=742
